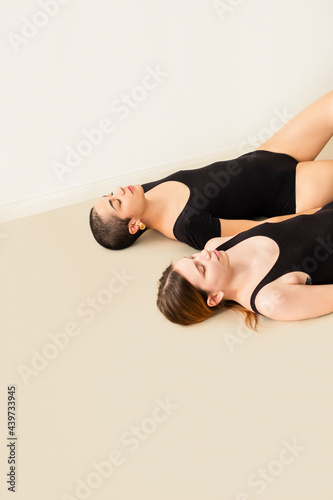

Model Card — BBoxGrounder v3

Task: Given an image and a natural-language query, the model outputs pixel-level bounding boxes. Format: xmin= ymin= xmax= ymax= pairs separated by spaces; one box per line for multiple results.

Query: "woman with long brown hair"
xmin=157 ymin=202 xmax=333 ymax=329
xmin=90 ymin=90 xmax=333 ymax=250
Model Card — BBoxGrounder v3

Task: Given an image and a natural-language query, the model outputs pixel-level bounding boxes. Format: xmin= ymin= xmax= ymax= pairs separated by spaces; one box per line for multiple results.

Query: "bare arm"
xmin=219 ymin=207 xmax=321 ymax=237
xmin=256 ymin=284 xmax=333 ymax=321
xmin=266 ymin=207 xmax=321 ymax=223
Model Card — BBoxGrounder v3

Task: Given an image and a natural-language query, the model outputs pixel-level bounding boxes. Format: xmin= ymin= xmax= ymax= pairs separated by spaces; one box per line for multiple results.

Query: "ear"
xmin=207 ymin=291 xmax=224 ymax=307
xmin=128 ymin=219 xmax=143 ymax=235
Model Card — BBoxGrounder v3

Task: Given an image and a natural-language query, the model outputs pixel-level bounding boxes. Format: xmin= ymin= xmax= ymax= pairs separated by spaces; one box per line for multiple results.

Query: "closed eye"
xmin=185 ymin=256 xmax=205 ymax=276
xmin=109 ymin=198 xmax=120 ymax=210
xmin=197 ymin=264 xmax=205 ymax=275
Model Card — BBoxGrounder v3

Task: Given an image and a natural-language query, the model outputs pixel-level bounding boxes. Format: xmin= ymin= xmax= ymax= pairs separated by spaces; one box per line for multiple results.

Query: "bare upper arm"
xmin=218 ymin=209 xmax=322 ymax=238
xmin=219 ymin=218 xmax=262 ymax=237
xmin=204 ymin=220 xmax=260 ymax=249
xmin=255 ymin=283 xmax=333 ymax=321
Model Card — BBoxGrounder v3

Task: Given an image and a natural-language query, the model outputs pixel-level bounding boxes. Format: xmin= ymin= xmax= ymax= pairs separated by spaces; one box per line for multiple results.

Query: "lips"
xmin=213 ymin=249 xmax=220 ymax=260
xmin=128 ymin=185 xmax=134 ymax=194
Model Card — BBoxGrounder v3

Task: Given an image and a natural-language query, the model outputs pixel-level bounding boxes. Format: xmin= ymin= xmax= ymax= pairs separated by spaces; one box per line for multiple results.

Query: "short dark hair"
xmin=89 ymin=207 xmax=146 ymax=250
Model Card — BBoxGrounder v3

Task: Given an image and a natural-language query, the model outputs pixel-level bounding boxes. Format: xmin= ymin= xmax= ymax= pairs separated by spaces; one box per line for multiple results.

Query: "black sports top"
xmin=216 ymin=202 xmax=333 ymax=315
xmin=142 ymin=150 xmax=297 ymax=249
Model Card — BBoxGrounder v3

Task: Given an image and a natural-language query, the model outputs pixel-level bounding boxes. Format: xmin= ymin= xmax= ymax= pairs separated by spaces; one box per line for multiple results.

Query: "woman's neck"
xmin=142 ymin=182 xmax=190 ymax=234
xmin=141 ymin=192 xmax=170 ymax=231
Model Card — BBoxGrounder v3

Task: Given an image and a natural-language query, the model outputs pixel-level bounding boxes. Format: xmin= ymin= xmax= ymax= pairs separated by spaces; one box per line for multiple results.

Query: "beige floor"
xmin=1 ymin=192 xmax=333 ymax=500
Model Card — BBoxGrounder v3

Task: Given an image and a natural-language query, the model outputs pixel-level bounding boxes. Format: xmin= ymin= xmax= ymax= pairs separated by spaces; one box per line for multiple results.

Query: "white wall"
xmin=1 ymin=0 xmax=333 ymax=221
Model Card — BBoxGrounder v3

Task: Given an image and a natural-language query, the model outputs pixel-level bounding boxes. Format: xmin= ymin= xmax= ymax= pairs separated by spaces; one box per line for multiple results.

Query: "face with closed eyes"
xmin=93 ymin=184 xmax=146 ymax=229
xmin=173 ymin=248 xmax=231 ymax=306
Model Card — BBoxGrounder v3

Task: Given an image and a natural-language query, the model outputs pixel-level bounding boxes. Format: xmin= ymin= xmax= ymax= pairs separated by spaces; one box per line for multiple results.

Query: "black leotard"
xmin=142 ymin=150 xmax=297 ymax=249
xmin=216 ymin=202 xmax=333 ymax=315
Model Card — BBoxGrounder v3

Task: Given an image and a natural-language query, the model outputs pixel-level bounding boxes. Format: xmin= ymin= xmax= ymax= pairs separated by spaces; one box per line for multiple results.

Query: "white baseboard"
xmin=0 ymin=142 xmax=254 ymax=223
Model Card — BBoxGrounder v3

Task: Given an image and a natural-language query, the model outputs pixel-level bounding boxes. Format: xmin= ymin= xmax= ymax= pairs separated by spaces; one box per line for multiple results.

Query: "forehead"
xmin=173 ymin=257 xmax=205 ymax=291
xmin=174 ymin=257 xmax=197 ymax=277
xmin=94 ymin=197 xmax=112 ymax=215
xmin=95 ymin=196 xmax=108 ymax=208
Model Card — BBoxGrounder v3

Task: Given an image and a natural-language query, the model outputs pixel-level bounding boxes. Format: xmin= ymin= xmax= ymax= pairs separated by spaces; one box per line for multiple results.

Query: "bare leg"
xmin=256 ymin=90 xmax=333 ymax=161
xmin=256 ymin=90 xmax=333 ymax=212
xmin=295 ymin=160 xmax=333 ymax=212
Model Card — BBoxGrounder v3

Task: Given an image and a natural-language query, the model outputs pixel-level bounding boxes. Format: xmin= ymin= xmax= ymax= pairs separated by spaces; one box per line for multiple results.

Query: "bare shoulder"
xmin=205 ymin=236 xmax=234 ymax=250
xmin=253 ymin=272 xmax=307 ymax=316
xmin=254 ymin=284 xmax=286 ymax=317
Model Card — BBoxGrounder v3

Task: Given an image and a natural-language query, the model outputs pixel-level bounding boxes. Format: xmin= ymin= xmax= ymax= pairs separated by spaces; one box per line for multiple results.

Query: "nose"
xmin=200 ymin=249 xmax=211 ymax=259
xmin=192 ymin=249 xmax=210 ymax=261
xmin=114 ymin=186 xmax=125 ymax=197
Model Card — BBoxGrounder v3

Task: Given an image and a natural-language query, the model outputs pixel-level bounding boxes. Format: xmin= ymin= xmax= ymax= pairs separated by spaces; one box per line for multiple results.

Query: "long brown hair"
xmin=157 ymin=264 xmax=258 ymax=330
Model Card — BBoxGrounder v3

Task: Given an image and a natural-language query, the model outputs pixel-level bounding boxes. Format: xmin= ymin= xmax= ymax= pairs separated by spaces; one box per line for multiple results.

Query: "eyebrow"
xmin=101 ymin=193 xmax=116 ymax=211
xmin=184 ymin=256 xmax=201 ymax=275
xmin=103 ymin=192 xmax=115 ymax=210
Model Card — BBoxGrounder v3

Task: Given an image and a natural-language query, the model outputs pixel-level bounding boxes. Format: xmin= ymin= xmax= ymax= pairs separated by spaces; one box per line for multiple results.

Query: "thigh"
xmin=295 ymin=160 xmax=333 ymax=212
xmin=256 ymin=90 xmax=333 ymax=163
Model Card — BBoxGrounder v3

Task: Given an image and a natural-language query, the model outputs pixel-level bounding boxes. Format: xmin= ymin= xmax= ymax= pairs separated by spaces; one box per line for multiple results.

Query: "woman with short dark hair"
xmin=90 ymin=90 xmax=333 ymax=250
